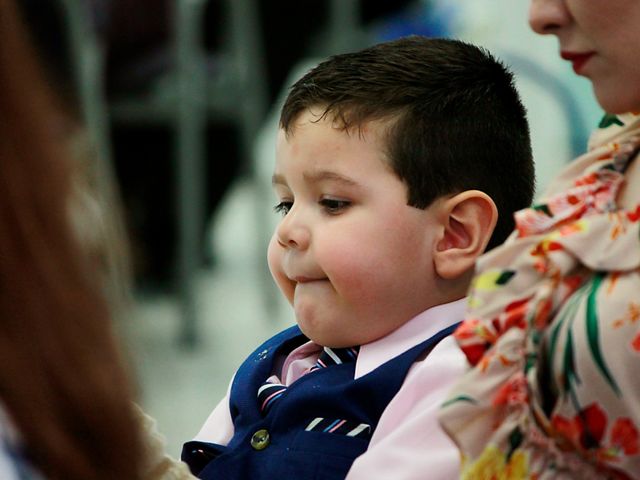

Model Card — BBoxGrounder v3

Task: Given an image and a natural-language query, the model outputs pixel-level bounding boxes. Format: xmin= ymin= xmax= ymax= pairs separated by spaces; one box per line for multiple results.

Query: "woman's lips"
xmin=560 ymin=51 xmax=595 ymax=74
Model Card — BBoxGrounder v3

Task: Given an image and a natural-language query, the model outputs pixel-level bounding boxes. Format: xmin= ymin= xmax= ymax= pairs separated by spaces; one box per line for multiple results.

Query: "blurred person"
xmin=181 ymin=36 xmax=534 ymax=480
xmin=0 ymin=1 xmax=208 ymax=479
xmin=0 ymin=2 xmax=206 ymax=479
xmin=0 ymin=0 xmax=144 ymax=478
xmin=439 ymin=1 xmax=640 ymax=478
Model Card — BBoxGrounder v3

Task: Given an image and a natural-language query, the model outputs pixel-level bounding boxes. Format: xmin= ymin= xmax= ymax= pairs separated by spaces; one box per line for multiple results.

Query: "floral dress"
xmin=439 ymin=113 xmax=640 ymax=479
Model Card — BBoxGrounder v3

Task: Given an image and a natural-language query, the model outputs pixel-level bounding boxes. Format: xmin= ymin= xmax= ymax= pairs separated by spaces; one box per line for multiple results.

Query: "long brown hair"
xmin=0 ymin=0 xmax=143 ymax=478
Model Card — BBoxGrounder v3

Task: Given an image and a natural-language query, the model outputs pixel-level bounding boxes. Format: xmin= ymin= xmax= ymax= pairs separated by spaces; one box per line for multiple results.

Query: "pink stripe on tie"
xmin=261 ymin=388 xmax=285 ymax=411
xmin=328 ymin=419 xmax=346 ymax=433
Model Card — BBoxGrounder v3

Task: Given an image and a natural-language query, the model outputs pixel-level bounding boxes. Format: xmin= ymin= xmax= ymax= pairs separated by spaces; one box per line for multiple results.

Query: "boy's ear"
xmin=433 ymin=191 xmax=498 ymax=280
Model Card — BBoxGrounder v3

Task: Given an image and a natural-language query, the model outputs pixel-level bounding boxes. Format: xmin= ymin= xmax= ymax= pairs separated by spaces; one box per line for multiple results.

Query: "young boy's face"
xmin=268 ymin=109 xmax=447 ymax=348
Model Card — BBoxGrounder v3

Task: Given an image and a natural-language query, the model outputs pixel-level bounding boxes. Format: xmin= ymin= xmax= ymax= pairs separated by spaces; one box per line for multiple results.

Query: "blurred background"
xmin=17 ymin=0 xmax=601 ymax=456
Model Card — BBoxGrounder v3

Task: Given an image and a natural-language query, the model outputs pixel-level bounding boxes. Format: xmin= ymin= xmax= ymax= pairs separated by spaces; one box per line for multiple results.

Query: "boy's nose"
xmin=275 ymin=210 xmax=310 ymax=250
xmin=529 ymin=0 xmax=570 ymax=35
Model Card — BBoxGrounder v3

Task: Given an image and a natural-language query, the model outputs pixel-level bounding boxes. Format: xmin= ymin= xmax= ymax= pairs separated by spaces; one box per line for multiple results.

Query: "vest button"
xmin=250 ymin=429 xmax=270 ymax=450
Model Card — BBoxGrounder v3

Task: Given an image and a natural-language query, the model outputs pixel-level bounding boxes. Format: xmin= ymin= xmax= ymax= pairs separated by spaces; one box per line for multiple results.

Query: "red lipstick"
xmin=560 ymin=51 xmax=594 ymax=74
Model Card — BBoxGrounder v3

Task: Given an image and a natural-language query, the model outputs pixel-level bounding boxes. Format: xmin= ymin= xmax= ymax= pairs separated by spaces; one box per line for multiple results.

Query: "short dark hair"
xmin=280 ymin=36 xmax=534 ymax=250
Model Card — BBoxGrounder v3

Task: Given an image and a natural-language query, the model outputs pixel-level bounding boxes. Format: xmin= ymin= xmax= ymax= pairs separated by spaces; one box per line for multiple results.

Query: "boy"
xmin=182 ymin=36 xmax=534 ymax=479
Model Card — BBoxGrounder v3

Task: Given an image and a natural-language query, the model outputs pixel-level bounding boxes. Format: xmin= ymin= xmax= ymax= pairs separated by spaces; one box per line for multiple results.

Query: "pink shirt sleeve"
xmin=345 ymin=336 xmax=466 ymax=480
xmin=193 ymin=379 xmax=235 ymax=446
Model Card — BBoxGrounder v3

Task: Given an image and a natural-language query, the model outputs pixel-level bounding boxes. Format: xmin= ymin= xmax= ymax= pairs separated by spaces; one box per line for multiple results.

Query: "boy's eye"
xmin=319 ymin=198 xmax=351 ymax=214
xmin=273 ymin=201 xmax=293 ymax=216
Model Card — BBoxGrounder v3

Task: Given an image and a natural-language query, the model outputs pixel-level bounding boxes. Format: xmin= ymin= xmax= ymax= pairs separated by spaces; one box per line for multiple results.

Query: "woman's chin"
xmin=593 ymin=85 xmax=640 ymax=115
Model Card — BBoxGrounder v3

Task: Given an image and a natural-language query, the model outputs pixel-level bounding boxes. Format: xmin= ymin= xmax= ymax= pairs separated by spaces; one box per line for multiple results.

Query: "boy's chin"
xmin=297 ymin=318 xmax=387 ymax=348
xmin=296 ymin=321 xmax=356 ymax=348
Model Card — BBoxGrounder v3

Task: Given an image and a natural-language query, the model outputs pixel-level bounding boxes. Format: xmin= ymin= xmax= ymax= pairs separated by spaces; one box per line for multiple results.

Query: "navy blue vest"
xmin=182 ymin=322 xmax=459 ymax=479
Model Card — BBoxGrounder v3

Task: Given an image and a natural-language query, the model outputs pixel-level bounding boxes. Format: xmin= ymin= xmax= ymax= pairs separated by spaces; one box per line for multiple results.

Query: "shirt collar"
xmin=281 ymin=298 xmax=466 ymax=382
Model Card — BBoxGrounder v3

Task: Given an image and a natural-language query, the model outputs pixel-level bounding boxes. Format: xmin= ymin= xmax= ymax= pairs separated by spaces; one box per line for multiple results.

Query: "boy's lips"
xmin=292 ymin=276 xmax=326 ymax=284
xmin=560 ymin=51 xmax=595 ymax=75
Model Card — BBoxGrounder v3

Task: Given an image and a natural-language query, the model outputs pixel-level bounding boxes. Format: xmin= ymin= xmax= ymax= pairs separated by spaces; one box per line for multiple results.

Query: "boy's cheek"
xmin=267 ymin=237 xmax=295 ymax=304
xmin=319 ymin=247 xmax=376 ymax=291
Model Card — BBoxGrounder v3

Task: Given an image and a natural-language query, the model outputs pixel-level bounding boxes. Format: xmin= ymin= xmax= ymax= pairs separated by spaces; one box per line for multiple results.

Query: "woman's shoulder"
xmin=619 ymin=150 xmax=640 ymax=208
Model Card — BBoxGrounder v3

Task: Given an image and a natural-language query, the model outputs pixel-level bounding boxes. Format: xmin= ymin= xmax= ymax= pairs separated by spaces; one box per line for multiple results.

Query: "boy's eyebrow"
xmin=303 ymin=170 xmax=359 ymax=186
xmin=271 ymin=173 xmax=287 ymax=186
xmin=271 ymin=170 xmax=359 ymax=187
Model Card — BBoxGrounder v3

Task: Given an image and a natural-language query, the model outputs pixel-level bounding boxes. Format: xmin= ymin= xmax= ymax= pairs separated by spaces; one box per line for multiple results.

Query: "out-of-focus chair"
xmin=110 ymin=0 xmax=269 ymax=347
xmin=61 ymin=0 xmax=269 ymax=347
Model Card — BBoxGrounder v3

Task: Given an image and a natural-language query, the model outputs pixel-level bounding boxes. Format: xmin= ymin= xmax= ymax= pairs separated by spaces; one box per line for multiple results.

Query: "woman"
xmin=0 ymin=0 xmax=145 ymax=477
xmin=439 ymin=1 xmax=640 ymax=479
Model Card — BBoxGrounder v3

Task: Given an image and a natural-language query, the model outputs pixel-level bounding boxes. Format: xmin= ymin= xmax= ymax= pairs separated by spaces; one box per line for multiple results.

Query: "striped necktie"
xmin=257 ymin=346 xmax=360 ymax=415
